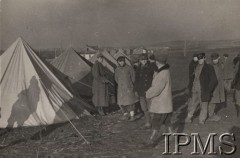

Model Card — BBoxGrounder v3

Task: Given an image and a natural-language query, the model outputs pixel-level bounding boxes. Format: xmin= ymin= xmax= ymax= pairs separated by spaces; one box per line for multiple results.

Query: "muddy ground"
xmin=0 ymin=92 xmax=239 ymax=158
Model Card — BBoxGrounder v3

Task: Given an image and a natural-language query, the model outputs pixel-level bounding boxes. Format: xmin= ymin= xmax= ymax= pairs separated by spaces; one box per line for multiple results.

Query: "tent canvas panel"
xmin=51 ymin=48 xmax=92 ymax=83
xmin=0 ymin=38 xmax=90 ymax=128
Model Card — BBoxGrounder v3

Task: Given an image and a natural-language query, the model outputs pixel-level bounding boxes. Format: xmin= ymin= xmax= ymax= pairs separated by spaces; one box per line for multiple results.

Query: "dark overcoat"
xmin=199 ymin=62 xmax=218 ymax=102
xmin=135 ymin=61 xmax=156 ymax=97
xmin=211 ymin=63 xmax=225 ymax=103
xmin=92 ymin=61 xmax=109 ymax=107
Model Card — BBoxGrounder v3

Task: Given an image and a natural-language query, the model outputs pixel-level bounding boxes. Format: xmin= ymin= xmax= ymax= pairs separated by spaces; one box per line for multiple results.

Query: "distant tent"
xmin=84 ymin=45 xmax=99 ymax=53
xmin=0 ymin=38 xmax=91 ymax=128
xmin=50 ymin=48 xmax=93 ymax=97
xmin=112 ymin=50 xmax=131 ymax=65
xmin=109 ymin=49 xmax=117 ymax=57
xmin=89 ymin=50 xmax=118 ymax=73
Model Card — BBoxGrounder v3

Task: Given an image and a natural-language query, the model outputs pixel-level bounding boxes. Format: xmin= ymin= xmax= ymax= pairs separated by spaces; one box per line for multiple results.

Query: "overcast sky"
xmin=1 ymin=0 xmax=240 ymax=49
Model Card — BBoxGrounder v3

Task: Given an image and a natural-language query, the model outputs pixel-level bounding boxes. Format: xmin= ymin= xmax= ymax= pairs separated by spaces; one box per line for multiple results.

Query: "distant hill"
xmin=147 ymin=39 xmax=240 ymax=51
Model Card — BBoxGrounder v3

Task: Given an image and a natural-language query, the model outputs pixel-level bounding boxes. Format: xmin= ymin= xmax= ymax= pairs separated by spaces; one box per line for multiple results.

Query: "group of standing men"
xmin=92 ymin=50 xmax=173 ymax=147
xmin=185 ymin=52 xmax=240 ymax=124
xmin=91 ymin=50 xmax=240 ymax=148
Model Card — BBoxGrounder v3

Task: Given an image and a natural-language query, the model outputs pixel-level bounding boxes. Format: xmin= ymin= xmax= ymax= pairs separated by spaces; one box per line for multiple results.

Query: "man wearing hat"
xmin=187 ymin=53 xmax=199 ymax=94
xmin=92 ymin=53 xmax=109 ymax=115
xmin=185 ymin=53 xmax=218 ymax=124
xmin=135 ymin=53 xmax=156 ymax=128
xmin=222 ymin=53 xmax=235 ymax=93
xmin=115 ymin=56 xmax=138 ymax=121
xmin=142 ymin=51 xmax=173 ymax=147
xmin=148 ymin=54 xmax=158 ymax=72
xmin=208 ymin=53 xmax=225 ymax=121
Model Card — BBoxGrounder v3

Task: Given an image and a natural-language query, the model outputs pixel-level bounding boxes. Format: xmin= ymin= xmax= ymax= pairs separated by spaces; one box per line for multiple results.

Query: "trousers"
xmin=151 ymin=113 xmax=172 ymax=130
xmin=187 ymin=91 xmax=209 ymax=122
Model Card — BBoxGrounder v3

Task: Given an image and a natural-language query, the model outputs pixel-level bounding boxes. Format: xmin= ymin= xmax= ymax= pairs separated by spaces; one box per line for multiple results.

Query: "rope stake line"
xmin=58 ymin=107 xmax=90 ymax=144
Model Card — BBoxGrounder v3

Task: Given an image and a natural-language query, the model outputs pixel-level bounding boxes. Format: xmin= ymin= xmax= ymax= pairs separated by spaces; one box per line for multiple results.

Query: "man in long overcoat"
xmin=115 ymin=56 xmax=138 ymax=121
xmin=208 ymin=53 xmax=225 ymax=121
xmin=222 ymin=53 xmax=235 ymax=92
xmin=135 ymin=53 xmax=156 ymax=128
xmin=185 ymin=53 xmax=218 ymax=124
xmin=92 ymin=53 xmax=109 ymax=115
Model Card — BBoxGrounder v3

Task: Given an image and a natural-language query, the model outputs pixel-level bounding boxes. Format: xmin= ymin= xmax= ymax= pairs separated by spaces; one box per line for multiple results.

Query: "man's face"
xmin=118 ymin=60 xmax=125 ymax=67
xmin=97 ymin=57 xmax=103 ymax=63
xmin=193 ymin=57 xmax=198 ymax=62
xmin=212 ymin=58 xmax=220 ymax=64
xmin=149 ymin=59 xmax=155 ymax=63
xmin=139 ymin=59 xmax=147 ymax=65
xmin=198 ymin=58 xmax=205 ymax=65
xmin=224 ymin=56 xmax=228 ymax=60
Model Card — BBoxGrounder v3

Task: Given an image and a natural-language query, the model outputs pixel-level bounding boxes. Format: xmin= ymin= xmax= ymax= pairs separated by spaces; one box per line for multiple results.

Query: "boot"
xmin=120 ymin=113 xmax=129 ymax=121
xmin=142 ymin=123 xmax=151 ymax=129
xmin=165 ymin=126 xmax=174 ymax=134
xmin=146 ymin=130 xmax=159 ymax=148
xmin=165 ymin=126 xmax=174 ymax=142
xmin=97 ymin=107 xmax=105 ymax=116
xmin=184 ymin=116 xmax=192 ymax=123
xmin=208 ymin=114 xmax=221 ymax=122
xmin=141 ymin=112 xmax=151 ymax=129
xmin=138 ymin=130 xmax=159 ymax=149
xmin=128 ymin=111 xmax=136 ymax=121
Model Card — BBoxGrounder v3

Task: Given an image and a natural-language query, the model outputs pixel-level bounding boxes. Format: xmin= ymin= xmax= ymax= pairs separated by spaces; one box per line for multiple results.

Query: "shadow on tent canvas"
xmin=7 ymin=76 xmax=40 ymax=128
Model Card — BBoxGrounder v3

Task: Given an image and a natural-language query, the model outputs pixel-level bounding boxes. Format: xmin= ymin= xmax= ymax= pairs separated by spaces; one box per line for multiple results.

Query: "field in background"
xmin=29 ymin=46 xmax=240 ymax=91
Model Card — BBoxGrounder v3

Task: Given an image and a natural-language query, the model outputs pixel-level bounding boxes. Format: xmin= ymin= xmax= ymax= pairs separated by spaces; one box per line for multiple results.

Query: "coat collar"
xmin=157 ymin=64 xmax=170 ymax=73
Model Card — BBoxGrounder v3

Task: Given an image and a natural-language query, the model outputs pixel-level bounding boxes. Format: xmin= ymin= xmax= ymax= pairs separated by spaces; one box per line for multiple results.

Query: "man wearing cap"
xmin=222 ymin=53 xmax=234 ymax=93
xmin=185 ymin=53 xmax=218 ymax=124
xmin=135 ymin=53 xmax=156 ymax=128
xmin=208 ymin=53 xmax=225 ymax=121
xmin=115 ymin=56 xmax=138 ymax=121
xmin=148 ymin=54 xmax=158 ymax=72
xmin=92 ymin=53 xmax=109 ymax=115
xmin=142 ymin=51 xmax=173 ymax=147
xmin=187 ymin=53 xmax=199 ymax=94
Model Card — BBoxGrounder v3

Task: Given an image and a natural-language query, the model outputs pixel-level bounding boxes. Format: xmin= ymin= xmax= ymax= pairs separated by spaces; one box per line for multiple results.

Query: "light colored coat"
xmin=115 ymin=65 xmax=138 ymax=106
xmin=211 ymin=63 xmax=225 ymax=103
xmin=222 ymin=58 xmax=234 ymax=80
xmin=146 ymin=66 xmax=173 ymax=114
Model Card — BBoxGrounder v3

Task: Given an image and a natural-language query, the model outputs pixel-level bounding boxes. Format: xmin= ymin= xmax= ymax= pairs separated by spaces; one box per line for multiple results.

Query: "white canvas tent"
xmin=0 ymin=38 xmax=90 ymax=128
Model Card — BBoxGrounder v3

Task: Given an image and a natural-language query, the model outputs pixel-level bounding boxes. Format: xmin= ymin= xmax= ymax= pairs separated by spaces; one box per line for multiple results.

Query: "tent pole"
xmin=39 ymin=79 xmax=90 ymax=144
xmin=58 ymin=107 xmax=90 ymax=144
